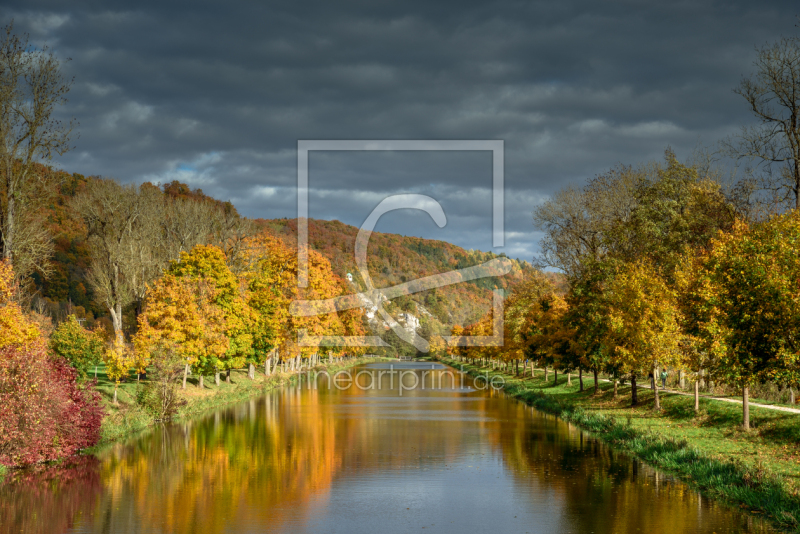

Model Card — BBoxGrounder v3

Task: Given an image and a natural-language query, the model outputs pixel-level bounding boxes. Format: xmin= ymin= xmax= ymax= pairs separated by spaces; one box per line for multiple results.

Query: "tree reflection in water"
xmin=0 ymin=366 xmax=773 ymax=534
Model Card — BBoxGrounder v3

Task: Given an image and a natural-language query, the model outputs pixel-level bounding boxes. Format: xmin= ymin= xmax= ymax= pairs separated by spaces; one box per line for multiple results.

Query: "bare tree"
xmin=162 ymin=195 xmax=218 ymax=260
xmin=0 ymin=23 xmax=75 ymax=275
xmin=129 ymin=184 xmax=167 ymax=315
xmin=210 ymin=207 xmax=255 ymax=274
xmin=532 ymin=165 xmax=640 ymax=278
xmin=73 ymin=179 xmax=155 ymax=341
xmin=725 ymin=36 xmax=800 ymax=210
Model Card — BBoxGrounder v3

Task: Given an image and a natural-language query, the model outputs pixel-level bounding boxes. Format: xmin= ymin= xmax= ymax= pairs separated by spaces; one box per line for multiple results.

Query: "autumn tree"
xmin=134 ymin=274 xmax=229 ymax=389
xmin=502 ymin=272 xmax=553 ymax=364
xmin=0 ymin=23 xmax=75 ymax=279
xmin=603 ymin=261 xmax=683 ymax=409
xmin=49 ymin=314 xmax=104 ymax=379
xmin=246 ymin=234 xmax=360 ymax=368
xmin=527 ymin=293 xmax=574 ymax=386
xmin=0 ymin=260 xmax=103 ymax=466
xmin=564 ymin=262 xmax=614 ymax=394
xmin=103 ymin=339 xmax=134 ymax=405
xmin=611 ymin=152 xmax=736 ymax=277
xmin=168 ymin=244 xmax=255 ymax=382
xmin=686 ymin=213 xmax=800 ymax=428
xmin=0 ymin=260 xmax=39 ymax=348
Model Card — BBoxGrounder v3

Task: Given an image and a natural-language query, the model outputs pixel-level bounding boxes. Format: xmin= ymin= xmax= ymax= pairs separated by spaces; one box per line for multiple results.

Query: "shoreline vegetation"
xmin=94 ymin=355 xmax=385 ymax=451
xmin=438 ymin=356 xmax=800 ymax=533
xmin=0 ymin=356 xmax=383 ymax=478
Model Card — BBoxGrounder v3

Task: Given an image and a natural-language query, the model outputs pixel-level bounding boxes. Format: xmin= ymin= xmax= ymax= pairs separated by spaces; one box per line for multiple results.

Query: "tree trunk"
xmin=567 ymin=372 xmax=571 ymax=386
xmin=109 ymin=263 xmax=125 ymax=344
xmin=653 ymin=366 xmax=661 ymax=410
xmin=182 ymin=364 xmax=189 ymax=389
xmin=248 ymin=363 xmax=255 ymax=380
xmin=579 ymin=368 xmax=583 ymax=392
xmin=694 ymin=380 xmax=700 ymax=412
xmin=226 ymin=368 xmax=231 ymax=383
xmin=613 ymin=379 xmax=618 ymax=398
xmin=515 ymin=359 xmax=519 ymax=376
xmin=4 ymin=178 xmax=14 ymax=262
xmin=265 ymin=357 xmax=272 ymax=376
xmin=679 ymin=369 xmax=685 ymax=389
xmin=631 ymin=374 xmax=638 ymax=406
xmin=215 ymin=371 xmax=220 ymax=386
xmin=593 ymin=368 xmax=599 ymax=394
xmin=554 ymin=368 xmax=557 ymax=385
xmin=743 ymin=386 xmax=750 ymax=430
xmin=544 ymin=367 xmax=548 ymax=381
xmin=791 ymin=387 xmax=796 ymax=405
xmin=198 ymin=375 xmax=204 ymax=389
xmin=113 ymin=385 xmax=118 ymax=405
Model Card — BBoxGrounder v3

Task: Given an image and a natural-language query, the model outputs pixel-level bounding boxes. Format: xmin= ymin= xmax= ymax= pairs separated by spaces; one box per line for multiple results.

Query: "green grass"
xmin=440 ymin=357 xmax=800 ymax=533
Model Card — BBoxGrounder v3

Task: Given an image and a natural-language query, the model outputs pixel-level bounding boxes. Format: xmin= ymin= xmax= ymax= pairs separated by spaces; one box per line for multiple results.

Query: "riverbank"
xmin=94 ymin=356 xmax=385 ymax=449
xmin=439 ymin=357 xmax=800 ymax=533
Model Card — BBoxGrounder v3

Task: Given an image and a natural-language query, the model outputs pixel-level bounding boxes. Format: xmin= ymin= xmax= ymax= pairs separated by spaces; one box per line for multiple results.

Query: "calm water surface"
xmin=1 ymin=363 xmax=772 ymax=533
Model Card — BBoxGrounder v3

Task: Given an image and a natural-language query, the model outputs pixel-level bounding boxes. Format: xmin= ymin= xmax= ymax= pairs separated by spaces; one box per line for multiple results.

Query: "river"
xmin=0 ymin=362 xmax=773 ymax=533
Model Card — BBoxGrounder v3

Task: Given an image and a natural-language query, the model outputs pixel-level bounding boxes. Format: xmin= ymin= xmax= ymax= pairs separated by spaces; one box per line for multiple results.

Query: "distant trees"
xmin=0 ymin=23 xmax=75 ymax=280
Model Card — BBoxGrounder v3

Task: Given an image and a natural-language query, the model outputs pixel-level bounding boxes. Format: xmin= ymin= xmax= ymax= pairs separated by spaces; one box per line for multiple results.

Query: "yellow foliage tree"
xmin=134 ymin=274 xmax=229 ymax=389
xmin=603 ymin=260 xmax=683 ymax=409
xmin=104 ymin=339 xmax=134 ymax=404
xmin=245 ymin=234 xmax=363 ymax=365
xmin=169 ymin=245 xmax=255 ymax=379
xmin=0 ymin=260 xmax=40 ymax=349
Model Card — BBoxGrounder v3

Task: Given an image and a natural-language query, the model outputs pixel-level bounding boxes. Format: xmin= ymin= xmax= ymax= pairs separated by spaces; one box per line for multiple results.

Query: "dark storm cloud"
xmin=4 ymin=0 xmax=797 ymax=260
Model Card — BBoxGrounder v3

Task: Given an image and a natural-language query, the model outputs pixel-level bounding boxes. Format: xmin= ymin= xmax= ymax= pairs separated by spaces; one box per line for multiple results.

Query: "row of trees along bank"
xmin=448 ymin=152 xmax=800 ymax=429
xmin=445 ymin=34 xmax=800 ymax=430
xmin=0 ymin=23 xmax=369 ymax=466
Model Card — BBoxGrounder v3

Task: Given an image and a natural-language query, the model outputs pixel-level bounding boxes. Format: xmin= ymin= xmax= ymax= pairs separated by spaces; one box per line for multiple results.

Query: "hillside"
xmin=255 ymin=218 xmax=535 ymax=344
xmin=22 ymin=169 xmax=542 ymax=354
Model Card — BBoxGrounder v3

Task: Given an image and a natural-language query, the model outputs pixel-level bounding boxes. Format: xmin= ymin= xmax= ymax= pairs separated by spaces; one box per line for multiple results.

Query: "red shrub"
xmin=0 ymin=344 xmax=104 ymax=467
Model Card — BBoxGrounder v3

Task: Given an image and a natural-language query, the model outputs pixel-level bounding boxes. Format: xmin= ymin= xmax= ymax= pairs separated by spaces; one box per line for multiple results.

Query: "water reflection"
xmin=1 ymin=365 xmax=772 ymax=534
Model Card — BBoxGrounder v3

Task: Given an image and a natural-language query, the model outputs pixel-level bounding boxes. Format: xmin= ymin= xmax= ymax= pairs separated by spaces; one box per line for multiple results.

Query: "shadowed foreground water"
xmin=0 ymin=363 xmax=773 ymax=533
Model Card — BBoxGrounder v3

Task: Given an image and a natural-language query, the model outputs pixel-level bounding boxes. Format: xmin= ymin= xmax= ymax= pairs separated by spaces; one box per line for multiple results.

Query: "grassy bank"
xmin=440 ymin=357 xmax=800 ymax=533
xmin=93 ymin=357 xmax=384 ymax=448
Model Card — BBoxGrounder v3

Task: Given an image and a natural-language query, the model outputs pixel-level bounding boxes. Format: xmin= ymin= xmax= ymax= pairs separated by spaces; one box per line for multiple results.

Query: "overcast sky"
xmin=6 ymin=1 xmax=798 ymax=261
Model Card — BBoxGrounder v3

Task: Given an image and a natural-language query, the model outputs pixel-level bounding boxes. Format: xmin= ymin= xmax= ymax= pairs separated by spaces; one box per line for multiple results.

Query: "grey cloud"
xmin=3 ymin=0 xmax=797 ymax=262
